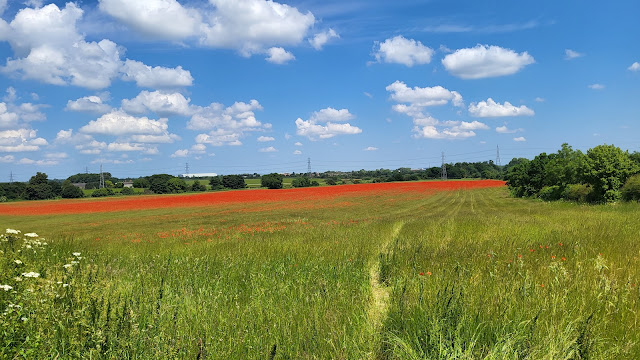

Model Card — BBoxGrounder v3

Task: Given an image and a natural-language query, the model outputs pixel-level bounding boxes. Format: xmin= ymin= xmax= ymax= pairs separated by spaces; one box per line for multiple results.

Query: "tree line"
xmin=505 ymin=143 xmax=640 ymax=203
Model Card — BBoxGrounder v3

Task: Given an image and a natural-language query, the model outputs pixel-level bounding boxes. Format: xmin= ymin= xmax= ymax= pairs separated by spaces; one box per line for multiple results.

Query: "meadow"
xmin=0 ymin=181 xmax=638 ymax=359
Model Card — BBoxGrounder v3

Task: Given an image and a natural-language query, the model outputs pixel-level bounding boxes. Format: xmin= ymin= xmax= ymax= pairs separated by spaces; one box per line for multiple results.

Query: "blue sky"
xmin=0 ymin=0 xmax=638 ymax=180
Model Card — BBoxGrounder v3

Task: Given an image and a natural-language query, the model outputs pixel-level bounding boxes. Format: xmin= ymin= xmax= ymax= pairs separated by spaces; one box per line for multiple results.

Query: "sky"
xmin=0 ymin=0 xmax=638 ymax=181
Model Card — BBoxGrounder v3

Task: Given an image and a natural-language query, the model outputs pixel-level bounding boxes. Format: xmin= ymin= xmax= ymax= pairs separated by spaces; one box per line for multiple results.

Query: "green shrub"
xmin=621 ymin=174 xmax=640 ymax=201
xmin=261 ymin=173 xmax=283 ymax=189
xmin=562 ymin=184 xmax=592 ymax=202
xmin=120 ymin=187 xmax=135 ymax=195
xmin=0 ymin=196 xmax=6 ymax=202
xmin=61 ymin=185 xmax=84 ymax=199
xmin=91 ymin=188 xmax=114 ymax=197
xmin=538 ymin=185 xmax=562 ymax=201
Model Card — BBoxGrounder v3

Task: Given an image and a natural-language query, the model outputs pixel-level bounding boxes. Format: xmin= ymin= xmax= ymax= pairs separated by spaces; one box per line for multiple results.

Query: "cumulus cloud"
xmin=257 ymin=136 xmax=275 ymax=142
xmin=199 ymin=0 xmax=315 ymax=57
xmin=44 ymin=152 xmax=68 ymax=159
xmin=17 ymin=158 xmax=58 ymax=166
xmin=170 ymin=149 xmax=189 ymax=158
xmin=0 ymin=3 xmax=193 ymax=89
xmin=122 ymin=90 xmax=193 ymax=117
xmin=373 ymin=36 xmax=434 ymax=67
xmin=413 ymin=122 xmax=481 ymax=139
xmin=293 ymin=150 xmax=302 ymax=155
xmin=0 ymin=128 xmax=47 ymax=152
xmin=310 ymin=107 xmax=355 ymax=122
xmin=588 ymin=84 xmax=605 ymax=90
xmin=98 ymin=0 xmax=202 ymax=41
xmin=309 ymin=28 xmax=339 ymax=50
xmin=535 ymin=97 xmax=545 ymax=102
xmin=120 ymin=60 xmax=193 ymax=88
xmin=66 ymin=94 xmax=112 ymax=114
xmin=294 ymin=141 xmax=302 ymax=146
xmin=0 ymin=102 xmax=19 ymax=128
xmin=295 ymin=118 xmax=362 ymax=140
xmin=513 ymin=137 xmax=526 ymax=142
xmin=0 ymin=155 xmax=14 ymax=163
xmin=266 ymin=47 xmax=295 ymax=64
xmin=468 ymin=98 xmax=535 ymax=117
xmin=295 ymin=107 xmax=361 ymax=140
xmin=364 ymin=146 xmax=378 ymax=151
xmin=259 ymin=146 xmax=277 ymax=152
xmin=565 ymin=49 xmax=584 ymax=60
xmin=386 ymin=81 xmax=463 ymax=108
xmin=629 ymin=62 xmax=640 ymax=72
xmin=80 ymin=110 xmax=169 ymax=136
xmin=442 ymin=44 xmax=534 ymax=79
xmin=496 ymin=125 xmax=523 ymax=134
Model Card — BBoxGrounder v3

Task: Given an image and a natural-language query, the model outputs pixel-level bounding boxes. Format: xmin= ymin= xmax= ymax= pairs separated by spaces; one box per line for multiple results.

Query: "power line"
xmin=9 ymin=171 xmax=13 ymax=184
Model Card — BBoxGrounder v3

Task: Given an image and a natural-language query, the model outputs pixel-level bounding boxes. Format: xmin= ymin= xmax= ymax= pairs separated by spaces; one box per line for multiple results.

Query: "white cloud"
xmin=120 ymin=60 xmax=193 ymax=89
xmin=0 ymin=128 xmax=47 ymax=152
xmin=310 ymin=107 xmax=355 ymax=122
xmin=91 ymin=158 xmax=134 ymax=165
xmin=565 ymin=49 xmax=584 ymax=60
xmin=295 ymin=118 xmax=362 ymax=140
xmin=364 ymin=92 xmax=373 ymax=98
xmin=513 ymin=136 xmax=526 ymax=142
xmin=629 ymin=62 xmax=640 ymax=72
xmin=189 ymin=100 xmax=269 ymax=147
xmin=122 ymin=90 xmax=192 ymax=116
xmin=266 ymin=47 xmax=295 ymax=64
xmin=170 ymin=149 xmax=189 ymax=158
xmin=442 ymin=44 xmax=534 ymax=79
xmin=309 ymin=28 xmax=339 ymax=50
xmin=3 ymin=87 xmax=16 ymax=102
xmin=0 ymin=0 xmax=7 ymax=16
xmin=413 ymin=125 xmax=477 ymax=139
xmin=191 ymin=143 xmax=206 ymax=154
xmin=293 ymin=150 xmax=302 ymax=155
xmin=468 ymin=98 xmax=535 ymax=117
xmin=496 ymin=125 xmax=523 ymax=134
xmin=107 ymin=142 xmax=147 ymax=152
xmin=0 ymin=3 xmax=193 ymax=90
xmin=386 ymin=81 xmax=463 ymax=107
xmin=44 ymin=152 xmax=67 ymax=159
xmin=129 ymin=134 xmax=180 ymax=144
xmin=364 ymin=146 xmax=378 ymax=151
xmin=0 ymin=102 xmax=19 ymax=128
xmin=588 ymin=84 xmax=605 ymax=90
xmin=0 ymin=155 xmax=14 ymax=163
xmin=257 ymin=136 xmax=275 ymax=142
xmin=17 ymin=158 xmax=58 ymax=166
xmin=535 ymin=97 xmax=545 ymax=102
xmin=259 ymin=146 xmax=277 ymax=152
xmin=195 ymin=130 xmax=243 ymax=147
xmin=294 ymin=141 xmax=302 ymax=146
xmin=373 ymin=36 xmax=434 ymax=67
xmin=66 ymin=95 xmax=112 ymax=114
xmin=80 ymin=110 xmax=169 ymax=136
xmin=98 ymin=0 xmax=202 ymax=41
xmin=199 ymin=0 xmax=315 ymax=57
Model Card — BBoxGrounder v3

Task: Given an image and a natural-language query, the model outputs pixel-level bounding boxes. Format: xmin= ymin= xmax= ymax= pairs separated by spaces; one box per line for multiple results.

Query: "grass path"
xmin=368 ymin=221 xmax=404 ymax=357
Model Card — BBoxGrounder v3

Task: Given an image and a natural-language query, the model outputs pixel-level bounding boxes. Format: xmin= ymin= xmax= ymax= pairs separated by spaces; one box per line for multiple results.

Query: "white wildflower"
xmin=14 ymin=260 xmax=22 ymax=265
xmin=63 ymin=264 xmax=73 ymax=269
xmin=71 ymin=261 xmax=78 ymax=265
xmin=0 ymin=285 xmax=12 ymax=291
xmin=63 ymin=284 xmax=69 ymax=288
xmin=72 ymin=252 xmax=81 ymax=257
xmin=6 ymin=229 xmax=20 ymax=234
xmin=24 ymin=245 xmax=32 ymax=249
xmin=21 ymin=272 xmax=40 ymax=278
xmin=21 ymin=317 xmax=27 ymax=322
xmin=24 ymin=233 xmax=38 ymax=238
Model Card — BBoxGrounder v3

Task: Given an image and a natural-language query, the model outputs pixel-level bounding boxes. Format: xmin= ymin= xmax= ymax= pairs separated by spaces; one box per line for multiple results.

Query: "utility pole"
xmin=307 ymin=157 xmax=312 ymax=178
xmin=185 ymin=162 xmax=190 ymax=177
xmin=496 ymin=145 xmax=501 ymax=166
xmin=9 ymin=171 xmax=13 ymax=184
xmin=441 ymin=152 xmax=447 ymax=181
xmin=99 ymin=163 xmax=105 ymax=189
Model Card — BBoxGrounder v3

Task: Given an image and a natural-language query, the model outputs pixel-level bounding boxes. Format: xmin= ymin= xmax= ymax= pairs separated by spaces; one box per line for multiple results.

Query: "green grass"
xmin=1 ymin=187 xmax=639 ymax=358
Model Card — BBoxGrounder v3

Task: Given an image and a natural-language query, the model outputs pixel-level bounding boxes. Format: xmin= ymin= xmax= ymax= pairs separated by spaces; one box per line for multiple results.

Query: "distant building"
xmin=72 ymin=183 xmax=86 ymax=190
xmin=123 ymin=181 xmax=134 ymax=188
xmin=181 ymin=173 xmax=218 ymax=178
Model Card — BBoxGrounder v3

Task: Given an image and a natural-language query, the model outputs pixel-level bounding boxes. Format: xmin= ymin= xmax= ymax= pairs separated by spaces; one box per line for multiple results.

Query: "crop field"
xmin=1 ymin=180 xmax=639 ymax=359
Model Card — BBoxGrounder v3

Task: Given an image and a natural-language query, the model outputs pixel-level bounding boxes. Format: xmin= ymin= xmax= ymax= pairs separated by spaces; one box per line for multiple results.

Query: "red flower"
xmin=540 ymin=284 xmax=545 ymax=288
xmin=426 ymin=271 xmax=432 ymax=276
xmin=419 ymin=272 xmax=424 ymax=276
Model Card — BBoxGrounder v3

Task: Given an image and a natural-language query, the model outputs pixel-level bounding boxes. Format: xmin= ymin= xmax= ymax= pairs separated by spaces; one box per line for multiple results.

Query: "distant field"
xmin=1 ymin=180 xmax=638 ymax=358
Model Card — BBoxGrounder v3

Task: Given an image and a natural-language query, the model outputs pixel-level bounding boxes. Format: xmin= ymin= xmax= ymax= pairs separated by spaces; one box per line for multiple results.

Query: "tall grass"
xmin=1 ymin=186 xmax=638 ymax=358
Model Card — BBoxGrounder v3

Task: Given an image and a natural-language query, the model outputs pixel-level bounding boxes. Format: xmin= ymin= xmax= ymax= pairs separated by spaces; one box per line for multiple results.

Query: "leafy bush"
xmin=261 ymin=173 xmax=283 ymax=189
xmin=222 ymin=175 xmax=246 ymax=189
xmin=562 ymin=184 xmax=592 ymax=202
xmin=538 ymin=186 xmax=563 ymax=201
xmin=0 ymin=196 xmax=6 ymax=203
xmin=167 ymin=178 xmax=187 ymax=193
xmin=621 ymin=174 xmax=640 ymax=201
xmin=133 ymin=178 xmax=149 ymax=188
xmin=91 ymin=188 xmax=114 ymax=197
xmin=190 ymin=180 xmax=207 ymax=192
xmin=291 ymin=177 xmax=319 ymax=188
xmin=120 ymin=187 xmax=135 ymax=195
xmin=326 ymin=178 xmax=337 ymax=186
xmin=61 ymin=185 xmax=84 ymax=199
xmin=209 ymin=176 xmax=224 ymax=190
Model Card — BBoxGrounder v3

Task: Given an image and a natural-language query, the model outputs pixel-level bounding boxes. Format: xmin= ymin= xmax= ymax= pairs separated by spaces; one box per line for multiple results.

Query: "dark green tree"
xmin=190 ymin=180 xmax=207 ymax=192
xmin=261 ymin=173 xmax=283 ymax=189
xmin=133 ymin=178 xmax=150 ymax=188
xmin=61 ymin=184 xmax=84 ymax=198
xmin=209 ymin=176 xmax=223 ymax=190
xmin=24 ymin=172 xmax=54 ymax=200
xmin=222 ymin=175 xmax=246 ymax=189
xmin=581 ymin=144 xmax=639 ymax=202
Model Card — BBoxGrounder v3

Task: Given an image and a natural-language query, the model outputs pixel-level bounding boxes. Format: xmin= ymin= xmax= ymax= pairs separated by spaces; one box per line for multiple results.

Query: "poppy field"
xmin=0 ymin=180 xmax=639 ymax=359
